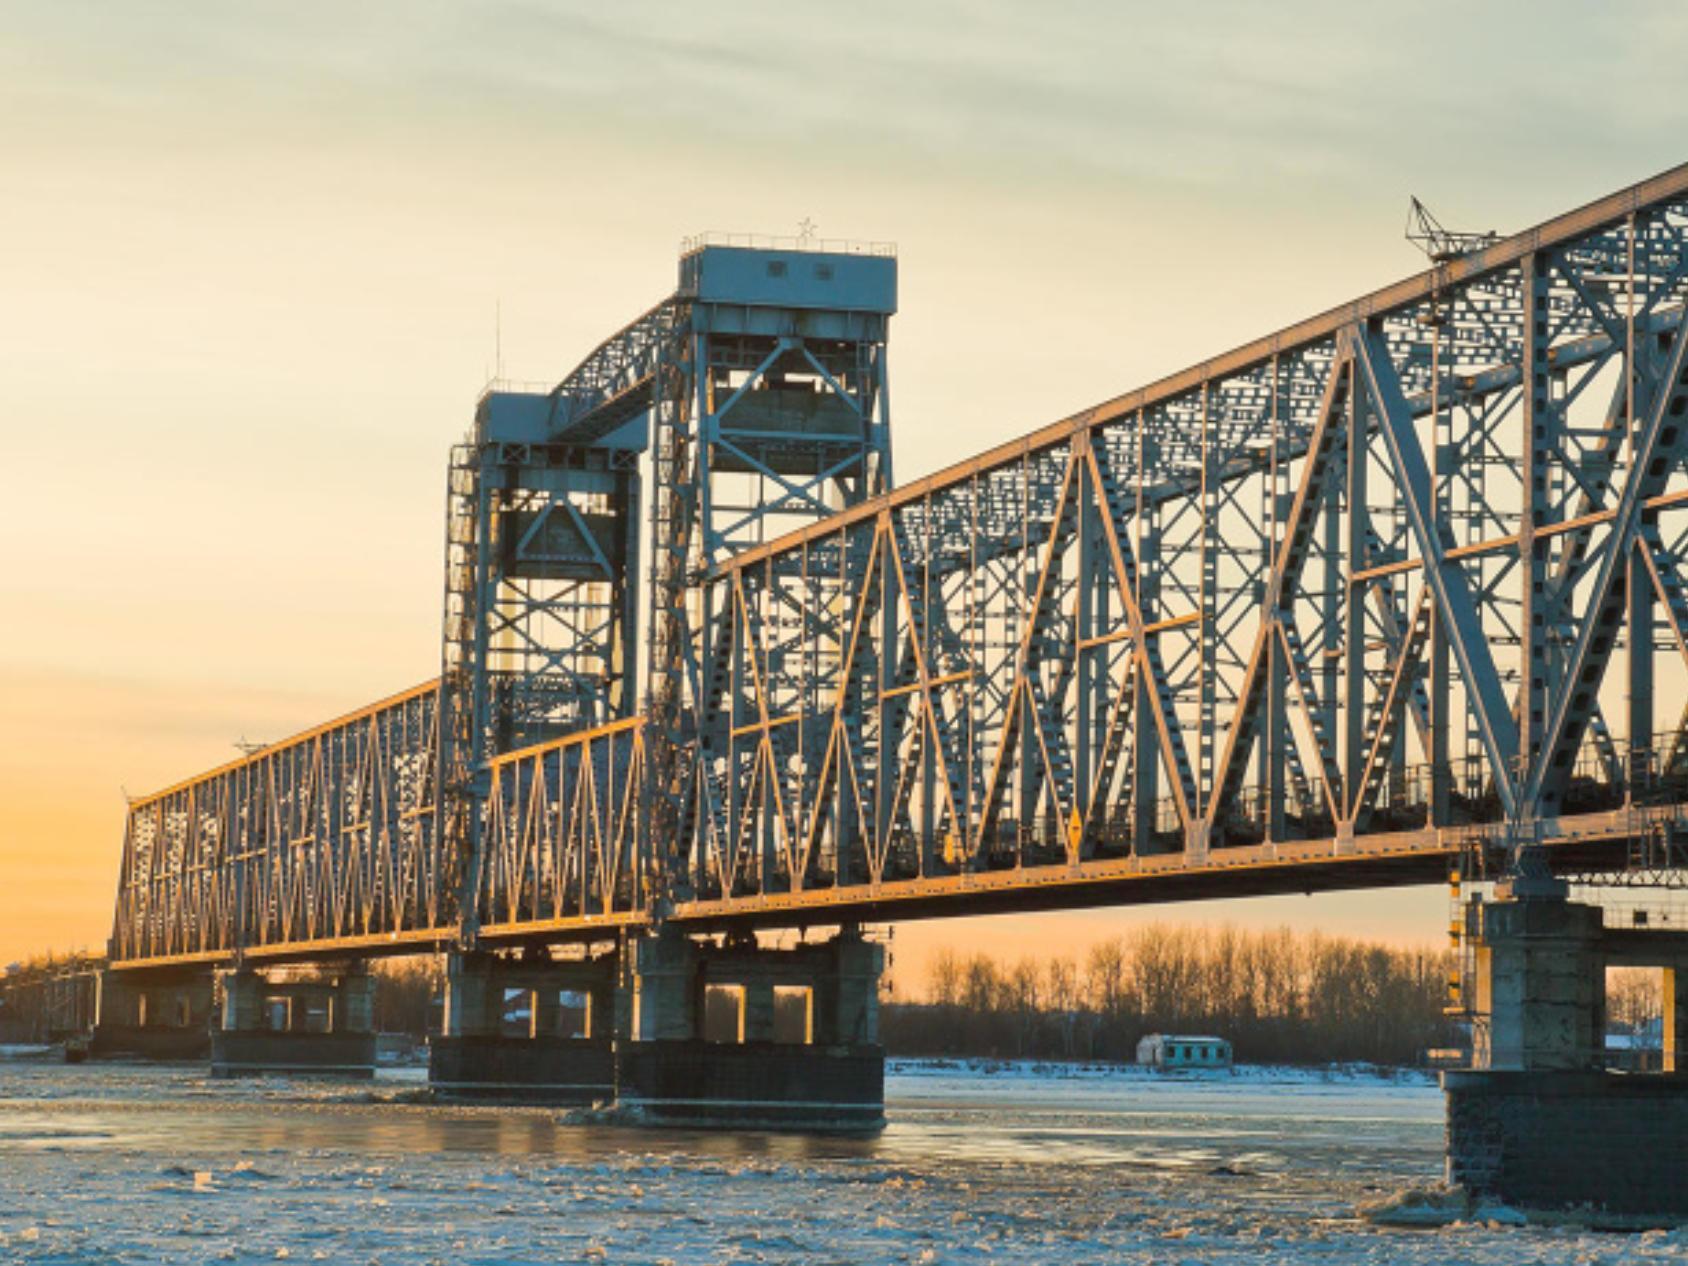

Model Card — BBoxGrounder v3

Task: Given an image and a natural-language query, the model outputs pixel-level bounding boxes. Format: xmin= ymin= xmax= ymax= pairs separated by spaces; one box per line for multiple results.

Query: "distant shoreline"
xmin=886 ymin=1056 xmax=1436 ymax=1086
xmin=3 ymin=1043 xmax=1439 ymax=1087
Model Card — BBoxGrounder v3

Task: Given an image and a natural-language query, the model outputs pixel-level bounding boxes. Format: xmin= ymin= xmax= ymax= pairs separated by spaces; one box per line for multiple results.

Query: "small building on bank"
xmin=1136 ymin=1033 xmax=1233 ymax=1070
xmin=1605 ymin=1022 xmax=1663 ymax=1073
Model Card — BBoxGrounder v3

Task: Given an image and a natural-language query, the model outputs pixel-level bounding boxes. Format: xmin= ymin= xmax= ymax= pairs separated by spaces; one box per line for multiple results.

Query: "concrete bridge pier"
xmin=428 ymin=948 xmax=618 ymax=1102
xmin=1445 ymin=885 xmax=1688 ymax=1217
xmin=614 ymin=927 xmax=886 ymax=1132
xmin=210 ymin=964 xmax=376 ymax=1077
xmin=1468 ymin=888 xmax=1605 ymax=1071
xmin=89 ymin=970 xmax=213 ymax=1060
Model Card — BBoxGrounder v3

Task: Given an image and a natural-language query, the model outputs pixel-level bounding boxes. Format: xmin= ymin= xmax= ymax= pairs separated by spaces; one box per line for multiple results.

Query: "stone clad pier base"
xmin=210 ymin=965 xmax=376 ymax=1077
xmin=425 ymin=930 xmax=887 ymax=1131
xmin=614 ymin=928 xmax=886 ymax=1132
xmin=89 ymin=970 xmax=213 ymax=1060
xmin=428 ymin=949 xmax=618 ymax=1103
xmin=1445 ymin=1069 xmax=1688 ymax=1216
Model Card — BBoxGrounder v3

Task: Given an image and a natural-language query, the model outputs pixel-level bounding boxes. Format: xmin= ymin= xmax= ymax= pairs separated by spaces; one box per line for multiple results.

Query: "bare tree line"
xmin=884 ymin=924 xmax=1456 ymax=1066
xmin=1608 ymin=967 xmax=1664 ymax=1036
xmin=371 ymin=958 xmax=441 ymax=1037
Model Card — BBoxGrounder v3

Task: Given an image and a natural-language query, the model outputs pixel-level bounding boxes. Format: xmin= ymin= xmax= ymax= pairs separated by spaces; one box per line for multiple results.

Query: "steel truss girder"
xmin=695 ymin=166 xmax=1688 ymax=899
xmin=110 ymin=683 xmax=448 ymax=964
xmin=477 ymin=718 xmax=647 ymax=932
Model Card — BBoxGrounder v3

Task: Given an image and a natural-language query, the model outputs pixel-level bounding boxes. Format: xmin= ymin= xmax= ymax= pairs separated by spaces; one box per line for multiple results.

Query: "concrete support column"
xmin=291 ymin=983 xmax=334 ymax=1033
xmin=816 ymin=930 xmax=884 ymax=1048
xmin=442 ymin=952 xmax=500 ymax=1038
xmin=591 ymin=981 xmax=621 ymax=1041
xmin=219 ymin=970 xmax=265 ymax=1033
xmin=531 ymin=987 xmax=561 ymax=1038
xmin=1472 ymin=896 xmax=1604 ymax=1071
xmin=338 ymin=970 xmax=375 ymax=1035
xmin=630 ymin=932 xmax=698 ymax=1041
xmin=743 ymin=980 xmax=776 ymax=1043
xmin=170 ymin=979 xmax=214 ymax=1029
xmin=1665 ymin=967 xmax=1688 ymax=1074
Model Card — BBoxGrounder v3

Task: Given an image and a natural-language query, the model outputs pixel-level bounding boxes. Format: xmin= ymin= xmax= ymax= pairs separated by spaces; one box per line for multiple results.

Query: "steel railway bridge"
xmin=111 ymin=163 xmax=1688 ymax=970
xmin=57 ymin=164 xmax=1688 ymax=1155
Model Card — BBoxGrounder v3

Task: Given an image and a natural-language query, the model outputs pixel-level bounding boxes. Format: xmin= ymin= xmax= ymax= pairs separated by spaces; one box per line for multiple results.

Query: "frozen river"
xmin=0 ymin=1055 xmax=1682 ymax=1263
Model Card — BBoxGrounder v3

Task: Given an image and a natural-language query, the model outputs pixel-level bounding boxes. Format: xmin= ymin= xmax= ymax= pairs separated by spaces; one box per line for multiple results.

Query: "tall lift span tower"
xmin=442 ymin=235 xmax=898 ymax=932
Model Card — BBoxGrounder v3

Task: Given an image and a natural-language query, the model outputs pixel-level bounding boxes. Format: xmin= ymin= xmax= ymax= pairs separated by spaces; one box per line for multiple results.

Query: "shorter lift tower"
xmin=441 ymin=349 xmax=654 ymax=935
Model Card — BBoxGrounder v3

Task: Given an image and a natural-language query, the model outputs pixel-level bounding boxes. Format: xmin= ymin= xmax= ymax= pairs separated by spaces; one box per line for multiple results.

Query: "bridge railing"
xmin=678 ymin=231 xmax=897 ymax=258
xmin=843 ymin=728 xmax=1688 ymax=881
xmin=110 ymin=681 xmax=448 ymax=966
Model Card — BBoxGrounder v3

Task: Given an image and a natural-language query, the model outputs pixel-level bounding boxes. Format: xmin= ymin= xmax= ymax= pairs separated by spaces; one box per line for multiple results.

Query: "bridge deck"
xmin=109 ymin=806 xmax=1668 ymax=971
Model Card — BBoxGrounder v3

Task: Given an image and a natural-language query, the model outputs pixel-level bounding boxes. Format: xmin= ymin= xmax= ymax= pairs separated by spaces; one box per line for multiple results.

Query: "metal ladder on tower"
xmin=646 ymin=349 xmax=701 ymax=905
xmin=437 ymin=440 xmax=484 ymax=929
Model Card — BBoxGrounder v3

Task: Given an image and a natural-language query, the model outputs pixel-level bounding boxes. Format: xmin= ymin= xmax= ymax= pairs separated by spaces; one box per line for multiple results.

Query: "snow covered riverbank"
xmin=887 ymin=1056 xmax=1435 ymax=1086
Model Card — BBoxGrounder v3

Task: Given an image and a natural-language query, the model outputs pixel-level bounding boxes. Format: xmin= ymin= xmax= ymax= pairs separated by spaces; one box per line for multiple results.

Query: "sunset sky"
xmin=3 ymin=2 xmax=1685 ymax=984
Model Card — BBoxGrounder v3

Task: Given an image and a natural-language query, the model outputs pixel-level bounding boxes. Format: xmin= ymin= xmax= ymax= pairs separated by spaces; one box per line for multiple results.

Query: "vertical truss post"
xmin=1132 ymin=407 xmax=1160 ymax=853
xmin=1015 ymin=455 xmax=1035 ymax=852
xmin=727 ymin=577 xmax=745 ymax=890
xmin=453 ymin=449 xmax=495 ymax=944
xmin=1520 ymin=252 xmax=1552 ymax=820
xmin=876 ymin=517 xmax=896 ymax=863
xmin=1428 ymin=304 xmax=1452 ymax=828
xmin=1197 ymin=381 xmax=1217 ymax=828
xmin=972 ymin=475 xmax=990 ymax=861
xmin=1320 ymin=371 xmax=1344 ymax=815
xmin=1074 ymin=433 xmax=1097 ymax=850
xmin=1264 ymin=356 xmax=1288 ymax=842
xmin=1630 ymin=541 xmax=1655 ymax=795
xmin=1089 ymin=447 xmax=1114 ymax=846
xmin=1343 ymin=360 xmax=1369 ymax=830
xmin=918 ymin=504 xmax=938 ymax=871
xmin=1625 ymin=213 xmax=1654 ymax=796
xmin=646 ymin=331 xmax=696 ymax=902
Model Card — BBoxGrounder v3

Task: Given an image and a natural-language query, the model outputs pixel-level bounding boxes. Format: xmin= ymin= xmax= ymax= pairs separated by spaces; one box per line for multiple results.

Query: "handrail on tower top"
xmin=679 ymin=231 xmax=897 ymax=258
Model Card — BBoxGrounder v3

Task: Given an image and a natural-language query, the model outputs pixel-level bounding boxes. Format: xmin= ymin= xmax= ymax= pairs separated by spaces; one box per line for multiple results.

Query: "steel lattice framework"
xmin=109 ymin=166 xmax=1688 ymax=969
xmin=112 ymin=683 xmax=448 ymax=965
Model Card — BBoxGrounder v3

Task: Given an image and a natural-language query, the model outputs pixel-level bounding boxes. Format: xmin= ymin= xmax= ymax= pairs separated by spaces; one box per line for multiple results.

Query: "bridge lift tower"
xmin=440 ymin=235 xmax=897 ymax=932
